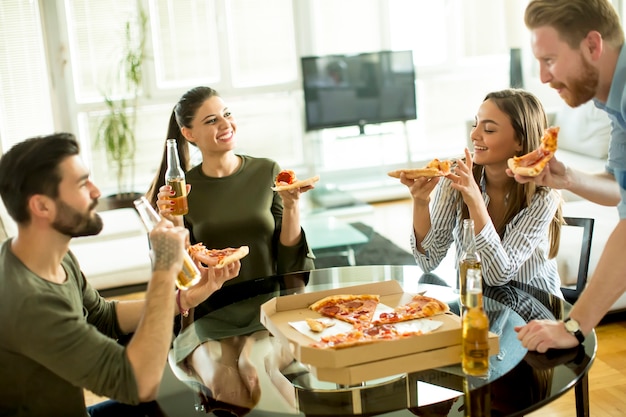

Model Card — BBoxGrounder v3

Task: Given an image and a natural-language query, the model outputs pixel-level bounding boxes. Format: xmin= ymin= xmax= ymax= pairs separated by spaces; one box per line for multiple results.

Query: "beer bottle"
xmin=461 ymin=240 xmax=489 ymax=376
xmin=165 ymin=139 xmax=189 ymax=216
xmin=463 ymin=376 xmax=491 ymax=416
xmin=133 ymin=196 xmax=201 ymax=290
xmin=459 ymin=218 xmax=481 ymax=307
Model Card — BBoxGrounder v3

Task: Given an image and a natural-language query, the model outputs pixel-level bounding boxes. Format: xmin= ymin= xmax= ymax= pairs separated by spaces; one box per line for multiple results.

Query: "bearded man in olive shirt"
xmin=0 ymin=133 xmax=239 ymax=416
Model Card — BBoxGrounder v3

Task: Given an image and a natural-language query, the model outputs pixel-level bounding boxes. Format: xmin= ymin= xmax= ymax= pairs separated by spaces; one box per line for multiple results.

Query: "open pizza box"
xmin=260 ymin=280 xmax=499 ymax=385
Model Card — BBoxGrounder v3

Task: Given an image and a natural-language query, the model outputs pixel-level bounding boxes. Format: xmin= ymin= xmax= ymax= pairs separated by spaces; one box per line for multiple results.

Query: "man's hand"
xmin=514 ymin=319 xmax=580 ymax=353
xmin=149 ymin=219 xmax=187 ymax=276
xmin=507 ymin=156 xmax=569 ymax=189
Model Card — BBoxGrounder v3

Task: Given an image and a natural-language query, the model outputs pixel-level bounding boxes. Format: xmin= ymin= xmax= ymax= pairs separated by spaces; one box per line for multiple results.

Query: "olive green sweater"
xmin=185 ymin=155 xmax=314 ymax=286
xmin=0 ymin=240 xmax=138 ymax=417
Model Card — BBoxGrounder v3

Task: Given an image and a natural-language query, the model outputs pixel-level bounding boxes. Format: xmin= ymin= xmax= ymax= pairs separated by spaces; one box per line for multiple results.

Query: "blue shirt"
xmin=593 ymin=45 xmax=626 ymax=218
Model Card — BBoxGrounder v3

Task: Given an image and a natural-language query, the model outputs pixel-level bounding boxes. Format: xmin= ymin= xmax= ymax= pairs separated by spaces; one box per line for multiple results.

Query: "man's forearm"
xmin=124 ymin=269 xmax=177 ymax=401
xmin=567 ymin=169 xmax=620 ymax=206
xmin=568 ymin=220 xmax=626 ymax=335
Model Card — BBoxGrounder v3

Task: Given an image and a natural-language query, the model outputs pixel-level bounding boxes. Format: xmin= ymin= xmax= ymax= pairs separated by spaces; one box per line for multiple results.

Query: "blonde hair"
xmin=525 ymin=0 xmax=624 ymax=49
xmin=464 ymin=89 xmax=563 ymax=258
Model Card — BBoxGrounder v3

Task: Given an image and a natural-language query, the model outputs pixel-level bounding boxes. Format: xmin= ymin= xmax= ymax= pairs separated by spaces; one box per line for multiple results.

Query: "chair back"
xmin=558 ymin=216 xmax=594 ymax=304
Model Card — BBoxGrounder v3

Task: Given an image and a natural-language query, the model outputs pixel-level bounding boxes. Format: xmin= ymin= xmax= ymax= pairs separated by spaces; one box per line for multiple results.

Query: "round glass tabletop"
xmin=162 ymin=265 xmax=595 ymax=417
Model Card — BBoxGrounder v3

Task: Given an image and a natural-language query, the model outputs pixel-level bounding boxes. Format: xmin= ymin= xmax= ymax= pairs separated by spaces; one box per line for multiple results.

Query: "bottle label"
xmin=167 ymin=178 xmax=188 ymax=216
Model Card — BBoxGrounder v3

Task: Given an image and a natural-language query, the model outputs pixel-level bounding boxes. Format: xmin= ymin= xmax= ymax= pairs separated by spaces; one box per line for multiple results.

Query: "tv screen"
xmin=301 ymin=50 xmax=417 ymax=132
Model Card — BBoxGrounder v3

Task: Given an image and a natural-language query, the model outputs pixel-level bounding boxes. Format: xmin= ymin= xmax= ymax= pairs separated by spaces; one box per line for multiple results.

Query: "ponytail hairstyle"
xmin=145 ymin=87 xmax=221 ymax=208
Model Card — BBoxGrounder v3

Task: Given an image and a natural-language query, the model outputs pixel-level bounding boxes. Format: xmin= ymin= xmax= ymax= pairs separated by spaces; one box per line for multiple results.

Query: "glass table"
xmin=153 ymin=265 xmax=595 ymax=416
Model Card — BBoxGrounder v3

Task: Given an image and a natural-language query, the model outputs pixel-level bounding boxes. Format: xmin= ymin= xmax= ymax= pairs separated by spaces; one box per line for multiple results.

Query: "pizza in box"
xmin=292 ymin=293 xmax=450 ymax=349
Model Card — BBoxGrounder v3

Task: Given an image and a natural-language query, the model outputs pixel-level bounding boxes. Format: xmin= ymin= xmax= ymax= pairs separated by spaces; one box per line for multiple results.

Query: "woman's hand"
xmin=400 ymin=173 xmax=440 ymax=206
xmin=447 ymin=148 xmax=482 ymax=208
xmin=179 ymin=259 xmax=241 ymax=310
xmin=156 ymin=183 xmax=192 ymax=226
xmin=276 ymin=185 xmax=314 ymax=210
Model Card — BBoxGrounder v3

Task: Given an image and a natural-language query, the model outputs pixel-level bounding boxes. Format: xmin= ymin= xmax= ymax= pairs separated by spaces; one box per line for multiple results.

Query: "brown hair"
xmin=525 ymin=0 xmax=624 ymax=49
xmin=0 ymin=133 xmax=80 ymax=224
xmin=464 ymin=88 xmax=563 ymax=258
xmin=145 ymin=87 xmax=221 ymax=207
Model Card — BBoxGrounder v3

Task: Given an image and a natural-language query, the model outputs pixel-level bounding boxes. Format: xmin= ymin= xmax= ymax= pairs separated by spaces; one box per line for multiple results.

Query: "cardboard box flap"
xmin=273 ymin=279 xmax=404 ymax=311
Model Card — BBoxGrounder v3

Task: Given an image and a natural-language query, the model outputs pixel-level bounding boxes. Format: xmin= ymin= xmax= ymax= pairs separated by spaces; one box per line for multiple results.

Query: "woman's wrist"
xmin=176 ymin=289 xmax=190 ymax=317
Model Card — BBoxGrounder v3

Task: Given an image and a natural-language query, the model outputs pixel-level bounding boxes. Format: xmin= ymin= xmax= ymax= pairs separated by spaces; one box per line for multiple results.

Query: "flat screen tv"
xmin=301 ymin=50 xmax=417 ymax=133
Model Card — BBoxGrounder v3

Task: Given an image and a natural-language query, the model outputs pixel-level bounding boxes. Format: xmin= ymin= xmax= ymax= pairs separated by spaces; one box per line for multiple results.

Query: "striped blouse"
xmin=411 ymin=174 xmax=563 ymax=298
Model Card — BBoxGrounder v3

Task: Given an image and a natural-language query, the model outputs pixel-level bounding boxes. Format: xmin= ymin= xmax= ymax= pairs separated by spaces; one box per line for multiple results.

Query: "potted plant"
xmin=95 ymin=3 xmax=148 ymax=210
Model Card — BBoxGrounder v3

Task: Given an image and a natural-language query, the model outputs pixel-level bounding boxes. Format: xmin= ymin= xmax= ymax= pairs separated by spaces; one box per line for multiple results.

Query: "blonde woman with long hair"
xmin=404 ymin=89 xmax=564 ymax=296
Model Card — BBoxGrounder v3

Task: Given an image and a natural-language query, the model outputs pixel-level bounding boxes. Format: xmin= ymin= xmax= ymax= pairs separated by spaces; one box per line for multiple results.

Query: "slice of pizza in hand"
xmin=187 ymin=243 xmax=249 ymax=269
xmin=373 ymin=294 xmax=450 ymax=325
xmin=507 ymin=126 xmax=560 ymax=177
xmin=271 ymin=169 xmax=320 ymax=191
xmin=309 ymin=294 xmax=380 ymax=327
xmin=388 ymin=158 xmax=453 ymax=180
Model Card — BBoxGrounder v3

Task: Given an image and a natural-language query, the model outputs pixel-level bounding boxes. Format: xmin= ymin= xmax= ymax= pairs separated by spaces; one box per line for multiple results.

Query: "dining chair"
xmin=559 ymin=216 xmax=595 ymax=305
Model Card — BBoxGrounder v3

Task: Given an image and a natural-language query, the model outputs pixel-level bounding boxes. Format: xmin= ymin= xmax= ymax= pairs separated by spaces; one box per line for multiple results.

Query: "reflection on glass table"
xmin=163 ymin=265 xmax=595 ymax=417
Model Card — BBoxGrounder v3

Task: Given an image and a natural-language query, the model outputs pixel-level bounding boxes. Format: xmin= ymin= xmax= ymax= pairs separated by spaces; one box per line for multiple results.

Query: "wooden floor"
xmin=526 ymin=314 xmax=626 ymax=417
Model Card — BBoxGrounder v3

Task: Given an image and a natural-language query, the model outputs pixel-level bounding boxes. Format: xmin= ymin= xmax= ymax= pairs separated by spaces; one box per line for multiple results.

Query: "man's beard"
xmin=551 ymin=54 xmax=598 ymax=107
xmin=51 ymin=199 xmax=103 ymax=237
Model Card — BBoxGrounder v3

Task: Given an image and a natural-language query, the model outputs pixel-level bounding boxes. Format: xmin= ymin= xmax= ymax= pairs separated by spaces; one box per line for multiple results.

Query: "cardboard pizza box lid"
xmin=260 ymin=280 xmax=499 ymax=373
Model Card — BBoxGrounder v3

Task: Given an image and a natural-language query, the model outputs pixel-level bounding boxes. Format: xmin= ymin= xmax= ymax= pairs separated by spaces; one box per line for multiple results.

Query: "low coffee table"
xmin=301 ymin=214 xmax=370 ymax=266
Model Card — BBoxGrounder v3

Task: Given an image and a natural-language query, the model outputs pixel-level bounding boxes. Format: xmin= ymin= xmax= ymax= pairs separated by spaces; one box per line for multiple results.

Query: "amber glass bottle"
xmin=461 ymin=239 xmax=489 ymax=376
xmin=459 ymin=219 xmax=481 ymax=307
xmin=165 ymin=139 xmax=189 ymax=216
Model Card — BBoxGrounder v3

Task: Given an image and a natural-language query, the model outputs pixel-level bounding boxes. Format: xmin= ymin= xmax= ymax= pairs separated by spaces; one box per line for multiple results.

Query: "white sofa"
xmin=0 ymin=202 xmax=152 ymax=296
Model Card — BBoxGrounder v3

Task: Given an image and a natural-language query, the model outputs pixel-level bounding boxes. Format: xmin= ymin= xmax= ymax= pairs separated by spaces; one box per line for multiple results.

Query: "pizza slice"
xmin=311 ymin=323 xmax=423 ymax=349
xmin=271 ymin=169 xmax=320 ymax=191
xmin=187 ymin=243 xmax=249 ymax=269
xmin=309 ymin=294 xmax=380 ymax=327
xmin=373 ymin=294 xmax=450 ymax=325
xmin=507 ymin=126 xmax=560 ymax=177
xmin=305 ymin=318 xmax=336 ymax=333
xmin=388 ymin=158 xmax=453 ymax=180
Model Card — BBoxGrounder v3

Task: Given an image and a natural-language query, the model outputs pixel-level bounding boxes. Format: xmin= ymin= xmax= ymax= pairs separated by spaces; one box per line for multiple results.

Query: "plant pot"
xmin=97 ymin=192 xmax=144 ymax=211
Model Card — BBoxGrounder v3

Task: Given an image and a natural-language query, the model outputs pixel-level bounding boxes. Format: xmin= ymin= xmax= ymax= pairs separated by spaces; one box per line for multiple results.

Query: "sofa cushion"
xmin=0 ymin=202 xmax=152 ymax=291
xmin=69 ymin=208 xmax=152 ymax=290
xmin=553 ymin=101 xmax=611 ymax=159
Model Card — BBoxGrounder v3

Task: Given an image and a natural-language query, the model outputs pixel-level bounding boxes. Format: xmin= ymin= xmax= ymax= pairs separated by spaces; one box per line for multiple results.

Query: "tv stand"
xmin=358 ymin=121 xmax=366 ymax=135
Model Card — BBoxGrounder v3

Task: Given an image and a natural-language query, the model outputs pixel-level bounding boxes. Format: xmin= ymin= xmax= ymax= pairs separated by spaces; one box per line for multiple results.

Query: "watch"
xmin=564 ymin=317 xmax=585 ymax=344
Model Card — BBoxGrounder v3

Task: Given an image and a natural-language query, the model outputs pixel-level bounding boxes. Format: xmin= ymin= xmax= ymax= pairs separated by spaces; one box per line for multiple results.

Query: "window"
xmin=0 ymin=0 xmax=54 ymax=153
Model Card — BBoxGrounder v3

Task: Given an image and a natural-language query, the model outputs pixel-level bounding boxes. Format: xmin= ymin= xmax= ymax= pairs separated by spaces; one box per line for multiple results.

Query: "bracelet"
xmin=176 ymin=289 xmax=189 ymax=317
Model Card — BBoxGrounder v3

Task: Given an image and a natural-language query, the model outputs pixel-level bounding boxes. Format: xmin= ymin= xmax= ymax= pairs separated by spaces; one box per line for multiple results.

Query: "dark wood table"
xmin=152 ymin=265 xmax=595 ymax=416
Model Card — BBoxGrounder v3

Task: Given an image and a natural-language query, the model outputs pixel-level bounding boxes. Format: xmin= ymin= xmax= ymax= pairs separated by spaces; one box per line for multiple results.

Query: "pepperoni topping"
xmin=276 ymin=170 xmax=295 ymax=184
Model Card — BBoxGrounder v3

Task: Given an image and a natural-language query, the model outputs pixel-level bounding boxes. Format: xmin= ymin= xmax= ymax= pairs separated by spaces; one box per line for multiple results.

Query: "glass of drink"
xmin=133 ymin=196 xmax=201 ymax=290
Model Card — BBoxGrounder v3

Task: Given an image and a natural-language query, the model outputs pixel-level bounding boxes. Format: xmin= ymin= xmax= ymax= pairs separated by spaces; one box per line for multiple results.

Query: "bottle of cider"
xmin=133 ymin=196 xmax=201 ymax=290
xmin=459 ymin=218 xmax=481 ymax=307
xmin=165 ymin=139 xmax=189 ymax=216
xmin=461 ymin=242 xmax=489 ymax=376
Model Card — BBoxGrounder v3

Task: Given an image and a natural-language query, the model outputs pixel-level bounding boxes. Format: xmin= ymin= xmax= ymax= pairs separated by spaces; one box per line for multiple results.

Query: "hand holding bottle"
xmin=134 ymin=196 xmax=201 ymax=290
xmin=157 ymin=183 xmax=191 ymax=226
xmin=165 ymin=138 xmax=189 ymax=216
